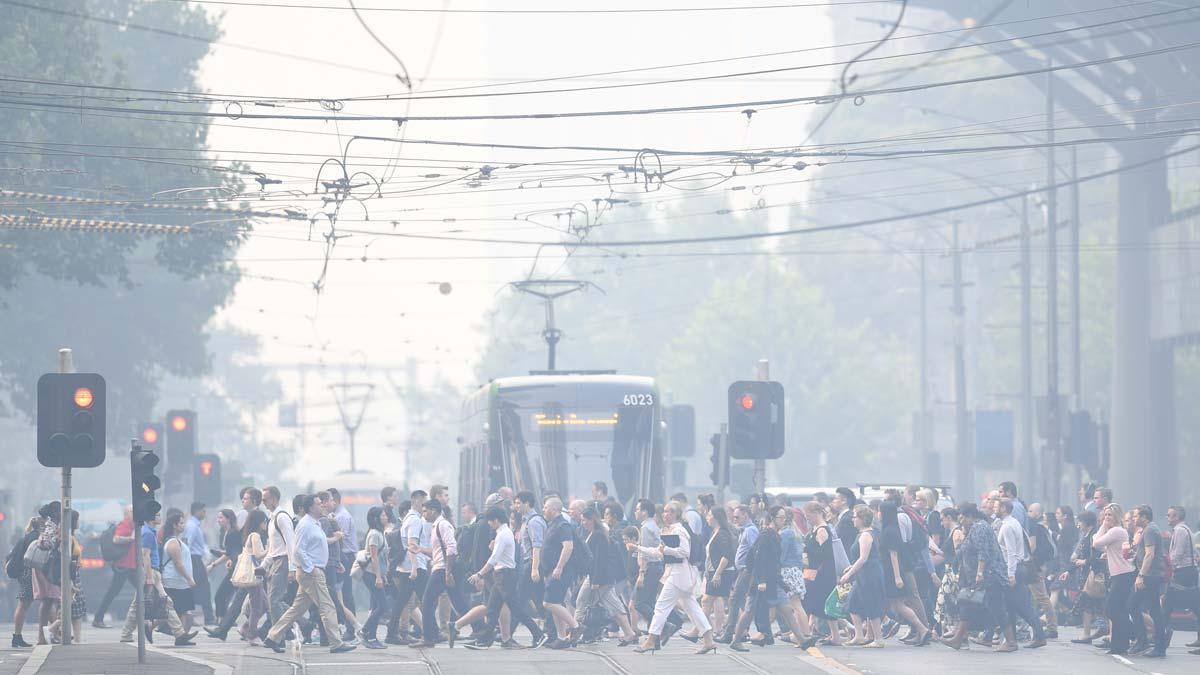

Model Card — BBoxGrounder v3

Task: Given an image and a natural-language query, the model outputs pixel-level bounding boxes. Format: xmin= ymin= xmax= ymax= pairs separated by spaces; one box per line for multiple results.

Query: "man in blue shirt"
xmin=328 ymin=488 xmax=358 ymax=619
xmin=183 ymin=502 xmax=215 ymax=625
xmin=118 ymin=513 xmax=198 ymax=646
xmin=264 ymin=494 xmax=356 ymax=654
xmin=718 ymin=504 xmax=758 ymax=643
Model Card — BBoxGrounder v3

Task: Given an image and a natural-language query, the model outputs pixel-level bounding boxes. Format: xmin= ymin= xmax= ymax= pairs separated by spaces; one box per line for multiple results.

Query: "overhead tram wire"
xmin=0 ymin=0 xmax=1181 ymax=104
xmin=3 ymin=38 xmax=1196 ymax=123
xmin=4 ymin=4 xmax=1194 ymax=109
xmin=343 ymin=139 xmax=1200 ymax=248
xmin=153 ymin=0 xmax=896 ymax=13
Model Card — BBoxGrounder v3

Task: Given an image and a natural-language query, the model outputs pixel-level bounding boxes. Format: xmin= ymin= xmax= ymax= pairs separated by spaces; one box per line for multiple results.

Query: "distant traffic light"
xmin=667 ymin=405 xmax=696 ymax=457
xmin=164 ymin=409 xmax=196 ymax=496
xmin=37 ymin=373 xmax=106 ymax=468
xmin=193 ymin=454 xmax=222 ymax=507
xmin=727 ymin=381 xmax=784 ymax=460
xmin=708 ymin=432 xmax=728 ymax=487
xmin=130 ymin=443 xmax=161 ymax=523
xmin=138 ymin=422 xmax=163 ymax=455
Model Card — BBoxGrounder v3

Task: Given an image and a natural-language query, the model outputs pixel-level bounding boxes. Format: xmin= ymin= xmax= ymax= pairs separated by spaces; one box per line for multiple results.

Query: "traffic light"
xmin=708 ymin=432 xmax=729 ymax=486
xmin=37 ymin=373 xmax=106 ymax=468
xmin=727 ymin=381 xmax=784 ymax=460
xmin=164 ymin=410 xmax=196 ymax=495
xmin=193 ymin=454 xmax=222 ymax=507
xmin=138 ymin=422 xmax=163 ymax=455
xmin=130 ymin=443 xmax=162 ymax=523
xmin=1067 ymin=411 xmax=1097 ymax=467
xmin=667 ymin=405 xmax=696 ymax=457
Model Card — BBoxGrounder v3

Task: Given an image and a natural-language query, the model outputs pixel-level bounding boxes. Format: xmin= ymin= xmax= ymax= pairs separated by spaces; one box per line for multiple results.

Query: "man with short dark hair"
xmin=431 ymin=485 xmax=450 ymax=507
xmin=591 ymin=481 xmax=608 ymax=502
xmin=1093 ymin=487 xmax=1113 ymax=512
xmin=381 ymin=486 xmax=399 ymax=508
xmin=327 ymin=488 xmax=358 ymax=622
xmin=1163 ymin=506 xmax=1200 ymax=652
xmin=183 ymin=501 xmax=216 ymax=625
xmin=1129 ymin=504 xmax=1167 ymax=657
xmin=539 ymin=497 xmax=580 ymax=648
xmin=996 ymin=499 xmax=1046 ymax=649
xmin=236 ymin=487 xmax=264 ymax=528
xmin=262 ymin=486 xmax=294 ymax=636
xmin=997 ymin=482 xmax=1026 ymax=528
xmin=461 ymin=507 xmax=545 ymax=649
xmin=410 ymin=500 xmax=470 ymax=649
xmin=263 ymin=495 xmax=356 ymax=654
xmin=717 ymin=504 xmax=758 ymax=643
xmin=390 ymin=490 xmax=430 ymax=645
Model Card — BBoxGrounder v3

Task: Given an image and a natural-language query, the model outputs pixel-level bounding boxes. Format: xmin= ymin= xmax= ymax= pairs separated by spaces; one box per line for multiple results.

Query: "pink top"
xmin=1093 ymin=526 xmax=1135 ymax=576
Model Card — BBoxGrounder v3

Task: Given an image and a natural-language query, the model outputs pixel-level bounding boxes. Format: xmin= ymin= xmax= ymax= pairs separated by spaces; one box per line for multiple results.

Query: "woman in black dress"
xmin=701 ymin=508 xmax=735 ymax=637
xmin=840 ymin=505 xmax=885 ymax=647
xmin=801 ymin=502 xmax=840 ymax=645
xmin=879 ymin=501 xmax=931 ymax=645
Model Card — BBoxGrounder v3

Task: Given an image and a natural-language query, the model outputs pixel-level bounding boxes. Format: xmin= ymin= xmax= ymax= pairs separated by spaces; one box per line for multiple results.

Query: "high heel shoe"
xmin=695 ymin=644 xmax=717 ymax=655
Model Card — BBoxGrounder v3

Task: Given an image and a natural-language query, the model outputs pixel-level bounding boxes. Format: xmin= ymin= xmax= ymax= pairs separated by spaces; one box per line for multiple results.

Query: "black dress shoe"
xmin=330 ymin=643 xmax=357 ymax=653
xmin=263 ymin=638 xmax=286 ymax=653
xmin=729 ymin=641 xmax=750 ymax=652
xmin=204 ymin=627 xmax=228 ymax=641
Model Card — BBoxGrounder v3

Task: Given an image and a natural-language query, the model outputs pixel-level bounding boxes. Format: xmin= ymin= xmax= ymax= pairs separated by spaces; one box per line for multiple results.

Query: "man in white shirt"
xmin=1163 ymin=506 xmax=1200 ymax=652
xmin=392 ymin=490 xmax=430 ymax=644
xmin=459 ymin=507 xmax=545 ymax=649
xmin=261 ymin=486 xmax=295 ymax=639
xmin=996 ymin=499 xmax=1047 ymax=648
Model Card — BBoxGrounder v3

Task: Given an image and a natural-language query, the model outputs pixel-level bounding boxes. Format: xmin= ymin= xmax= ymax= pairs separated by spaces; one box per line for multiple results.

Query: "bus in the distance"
xmin=459 ymin=372 xmax=665 ymax=511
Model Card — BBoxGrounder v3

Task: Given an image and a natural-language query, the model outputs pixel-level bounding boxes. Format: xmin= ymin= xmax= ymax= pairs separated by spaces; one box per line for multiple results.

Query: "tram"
xmin=458 ymin=372 xmax=665 ymax=511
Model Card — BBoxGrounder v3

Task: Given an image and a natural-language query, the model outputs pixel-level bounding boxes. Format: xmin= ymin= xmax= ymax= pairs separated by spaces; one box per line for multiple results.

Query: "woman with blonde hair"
xmin=1092 ymin=503 xmax=1134 ymax=655
xmin=630 ymin=502 xmax=715 ymax=654
xmin=841 ymin=505 xmax=885 ymax=647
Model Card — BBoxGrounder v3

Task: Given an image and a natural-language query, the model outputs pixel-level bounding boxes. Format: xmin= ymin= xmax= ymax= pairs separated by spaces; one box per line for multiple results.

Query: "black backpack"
xmin=567 ymin=524 xmax=593 ymax=575
xmin=5 ymin=530 xmax=35 ymax=579
xmin=100 ymin=523 xmax=129 ymax=562
xmin=385 ymin=527 xmax=406 ymax=568
xmin=680 ymin=520 xmax=707 ymax=567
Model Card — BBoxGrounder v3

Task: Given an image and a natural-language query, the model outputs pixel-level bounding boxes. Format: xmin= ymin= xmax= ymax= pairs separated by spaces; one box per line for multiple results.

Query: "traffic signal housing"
xmin=164 ymin=410 xmax=196 ymax=495
xmin=193 ymin=454 xmax=222 ymax=507
xmin=708 ymin=432 xmax=729 ymax=486
xmin=727 ymin=381 xmax=785 ymax=460
xmin=667 ymin=405 xmax=696 ymax=457
xmin=138 ymin=422 xmax=163 ymax=455
xmin=37 ymin=373 xmax=106 ymax=468
xmin=130 ymin=444 xmax=162 ymax=523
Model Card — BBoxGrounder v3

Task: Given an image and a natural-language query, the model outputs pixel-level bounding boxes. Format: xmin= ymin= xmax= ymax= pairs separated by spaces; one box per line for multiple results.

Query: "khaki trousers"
xmin=266 ymin=567 xmax=342 ymax=648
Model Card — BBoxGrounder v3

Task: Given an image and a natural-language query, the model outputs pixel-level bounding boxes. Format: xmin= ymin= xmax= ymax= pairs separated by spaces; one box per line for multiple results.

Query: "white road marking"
xmin=142 ymin=643 xmax=234 ymax=675
xmin=16 ymin=645 xmax=51 ymax=675
xmin=305 ymin=661 xmax=427 ymax=666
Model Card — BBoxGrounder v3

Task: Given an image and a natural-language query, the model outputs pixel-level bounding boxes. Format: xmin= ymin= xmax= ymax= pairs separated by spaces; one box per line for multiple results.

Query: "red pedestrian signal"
xmin=199 ymin=460 xmax=214 ymax=477
xmin=740 ymin=394 xmax=755 ymax=411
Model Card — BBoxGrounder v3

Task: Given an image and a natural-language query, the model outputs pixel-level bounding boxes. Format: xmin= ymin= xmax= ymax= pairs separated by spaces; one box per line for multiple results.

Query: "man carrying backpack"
xmin=92 ymin=505 xmax=137 ymax=628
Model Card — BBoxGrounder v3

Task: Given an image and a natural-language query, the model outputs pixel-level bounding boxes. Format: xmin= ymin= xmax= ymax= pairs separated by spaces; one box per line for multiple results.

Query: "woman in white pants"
xmin=630 ymin=502 xmax=716 ymax=655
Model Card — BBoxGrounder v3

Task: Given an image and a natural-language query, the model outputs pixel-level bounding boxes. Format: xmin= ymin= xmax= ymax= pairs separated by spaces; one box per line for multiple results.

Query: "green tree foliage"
xmin=0 ymin=0 xmax=248 ymax=448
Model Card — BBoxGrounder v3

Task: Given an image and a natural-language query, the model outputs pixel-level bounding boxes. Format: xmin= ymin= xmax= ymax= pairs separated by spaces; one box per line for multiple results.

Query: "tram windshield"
xmin=495 ymin=380 xmax=656 ymax=503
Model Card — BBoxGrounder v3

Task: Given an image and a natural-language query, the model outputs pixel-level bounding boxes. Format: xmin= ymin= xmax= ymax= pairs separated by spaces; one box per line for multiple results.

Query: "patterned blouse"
xmin=958 ymin=520 xmax=1007 ymax=588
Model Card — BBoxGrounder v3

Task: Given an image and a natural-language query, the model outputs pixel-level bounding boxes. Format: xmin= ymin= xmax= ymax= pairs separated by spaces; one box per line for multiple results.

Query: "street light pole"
xmin=952 ymin=221 xmax=972 ymax=500
xmin=1021 ymin=195 xmax=1035 ymax=495
xmin=920 ymin=250 xmax=932 ymax=482
xmin=1045 ymin=62 xmax=1063 ymax=506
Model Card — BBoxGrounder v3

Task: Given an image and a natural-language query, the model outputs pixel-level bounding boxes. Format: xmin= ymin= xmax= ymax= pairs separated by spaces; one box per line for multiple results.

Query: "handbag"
xmin=23 ymin=541 xmax=51 ymax=573
xmin=955 ymin=586 xmax=986 ymax=609
xmin=1082 ymin=569 xmax=1106 ymax=598
xmin=803 ymin=568 xmax=819 ymax=582
xmin=823 ymin=583 xmax=852 ymax=619
xmin=231 ymin=552 xmax=260 ymax=588
xmin=145 ymin=588 xmax=166 ymax=621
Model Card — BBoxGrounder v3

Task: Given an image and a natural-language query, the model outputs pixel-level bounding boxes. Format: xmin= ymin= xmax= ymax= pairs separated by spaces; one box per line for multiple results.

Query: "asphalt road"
xmin=3 ymin=624 xmax=1198 ymax=675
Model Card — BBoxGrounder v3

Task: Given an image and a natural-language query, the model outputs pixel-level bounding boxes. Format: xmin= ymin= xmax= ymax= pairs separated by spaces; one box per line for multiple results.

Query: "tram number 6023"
xmin=623 ymin=394 xmax=654 ymax=406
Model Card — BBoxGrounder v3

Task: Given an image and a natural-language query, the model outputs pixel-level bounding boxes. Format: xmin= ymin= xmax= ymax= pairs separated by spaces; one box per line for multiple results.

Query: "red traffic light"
xmin=739 ymin=394 xmax=755 ymax=411
xmin=199 ymin=460 xmax=214 ymax=477
xmin=73 ymin=387 xmax=95 ymax=409
xmin=170 ymin=415 xmax=188 ymax=432
xmin=141 ymin=426 xmax=159 ymax=444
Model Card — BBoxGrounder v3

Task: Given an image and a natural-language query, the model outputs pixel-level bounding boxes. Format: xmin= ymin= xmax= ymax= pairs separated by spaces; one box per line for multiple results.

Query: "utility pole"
xmin=57 ymin=348 xmax=74 ymax=647
xmin=754 ymin=359 xmax=769 ymax=496
xmin=330 ymin=382 xmax=373 ymax=472
xmin=1070 ymin=146 xmax=1083 ymax=490
xmin=1021 ymin=195 xmax=1035 ymax=494
xmin=717 ymin=423 xmax=729 ymax=505
xmin=509 ymin=280 xmax=601 ymax=371
xmin=1045 ymin=62 xmax=1062 ymax=506
xmin=952 ymin=222 xmax=972 ymax=500
xmin=919 ymin=250 xmax=933 ymax=483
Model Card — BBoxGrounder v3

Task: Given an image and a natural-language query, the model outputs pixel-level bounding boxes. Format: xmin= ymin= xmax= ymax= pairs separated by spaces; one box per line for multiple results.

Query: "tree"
xmin=0 ymin=0 xmax=247 ymax=448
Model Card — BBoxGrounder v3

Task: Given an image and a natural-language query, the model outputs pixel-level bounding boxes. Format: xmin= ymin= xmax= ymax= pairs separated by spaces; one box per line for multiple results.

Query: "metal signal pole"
xmin=754 ymin=359 xmax=769 ymax=496
xmin=132 ymin=440 xmax=146 ymax=664
xmin=58 ymin=348 xmax=73 ymax=647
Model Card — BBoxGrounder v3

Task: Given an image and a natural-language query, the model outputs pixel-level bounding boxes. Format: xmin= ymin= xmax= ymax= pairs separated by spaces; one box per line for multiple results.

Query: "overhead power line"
xmin=154 ymin=0 xmax=897 ymax=14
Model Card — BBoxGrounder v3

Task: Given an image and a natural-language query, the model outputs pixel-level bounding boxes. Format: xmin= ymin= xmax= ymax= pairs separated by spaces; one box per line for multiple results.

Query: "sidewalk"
xmin=20 ymin=643 xmax=216 ymax=675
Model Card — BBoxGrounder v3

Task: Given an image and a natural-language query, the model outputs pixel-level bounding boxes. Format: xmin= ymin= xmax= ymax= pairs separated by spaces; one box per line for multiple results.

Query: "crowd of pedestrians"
xmin=6 ymin=479 xmax=1200 ymax=660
